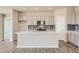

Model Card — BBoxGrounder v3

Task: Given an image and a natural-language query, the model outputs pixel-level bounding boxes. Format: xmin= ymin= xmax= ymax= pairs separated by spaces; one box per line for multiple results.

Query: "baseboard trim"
xmin=17 ymin=46 xmax=59 ymax=48
xmin=67 ymin=41 xmax=78 ymax=48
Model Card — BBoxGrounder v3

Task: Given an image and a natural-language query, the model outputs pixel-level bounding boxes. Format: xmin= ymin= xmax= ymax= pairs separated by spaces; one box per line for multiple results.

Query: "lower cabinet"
xmin=68 ymin=32 xmax=71 ymax=43
xmin=74 ymin=33 xmax=79 ymax=46
xmin=68 ymin=32 xmax=79 ymax=47
xmin=70 ymin=32 xmax=75 ymax=44
xmin=68 ymin=32 xmax=74 ymax=44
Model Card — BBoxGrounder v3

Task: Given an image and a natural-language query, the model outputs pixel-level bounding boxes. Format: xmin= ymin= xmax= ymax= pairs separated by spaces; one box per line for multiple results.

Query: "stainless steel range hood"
xmin=37 ymin=21 xmax=46 ymax=31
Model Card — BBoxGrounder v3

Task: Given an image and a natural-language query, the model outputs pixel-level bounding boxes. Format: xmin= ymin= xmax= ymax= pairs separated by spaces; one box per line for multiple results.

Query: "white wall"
xmin=18 ymin=22 xmax=27 ymax=31
xmin=0 ymin=9 xmax=11 ymax=14
xmin=55 ymin=16 xmax=67 ymax=33
xmin=55 ymin=8 xmax=67 ymax=33
xmin=54 ymin=8 xmax=67 ymax=41
xmin=12 ymin=10 xmax=19 ymax=41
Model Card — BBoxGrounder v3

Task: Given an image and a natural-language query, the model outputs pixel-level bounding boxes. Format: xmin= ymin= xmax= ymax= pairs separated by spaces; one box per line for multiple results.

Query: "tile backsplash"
xmin=67 ymin=24 xmax=79 ymax=31
xmin=46 ymin=25 xmax=55 ymax=31
xmin=28 ymin=25 xmax=55 ymax=31
xmin=28 ymin=25 xmax=37 ymax=31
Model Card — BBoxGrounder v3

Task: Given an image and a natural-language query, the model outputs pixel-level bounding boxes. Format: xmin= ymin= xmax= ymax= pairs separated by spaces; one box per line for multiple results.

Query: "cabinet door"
xmin=68 ymin=32 xmax=73 ymax=43
xmin=78 ymin=34 xmax=79 ymax=47
xmin=28 ymin=19 xmax=32 ymax=25
xmin=74 ymin=33 xmax=79 ymax=46
xmin=45 ymin=16 xmax=49 ymax=25
xmin=49 ymin=16 xmax=54 ymax=25
xmin=19 ymin=12 xmax=26 ymax=21
xmin=67 ymin=8 xmax=72 ymax=24
xmin=70 ymin=33 xmax=75 ymax=44
xmin=33 ymin=20 xmax=37 ymax=25
xmin=68 ymin=32 xmax=71 ymax=42
xmin=72 ymin=7 xmax=76 ymax=24
xmin=75 ymin=7 xmax=79 ymax=24
xmin=28 ymin=16 xmax=33 ymax=25
xmin=67 ymin=7 xmax=76 ymax=24
xmin=67 ymin=14 xmax=72 ymax=24
xmin=72 ymin=13 xmax=75 ymax=24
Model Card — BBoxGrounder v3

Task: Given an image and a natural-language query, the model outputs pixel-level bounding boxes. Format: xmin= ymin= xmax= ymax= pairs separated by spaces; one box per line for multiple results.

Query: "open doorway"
xmin=0 ymin=14 xmax=4 ymax=41
xmin=4 ymin=15 xmax=12 ymax=41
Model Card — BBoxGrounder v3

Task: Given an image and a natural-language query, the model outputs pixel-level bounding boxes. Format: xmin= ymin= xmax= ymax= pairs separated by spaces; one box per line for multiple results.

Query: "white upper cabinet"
xmin=45 ymin=16 xmax=54 ymax=25
xmin=28 ymin=14 xmax=54 ymax=25
xmin=66 ymin=9 xmax=71 ymax=24
xmin=19 ymin=11 xmax=54 ymax=25
xmin=27 ymin=16 xmax=33 ymax=25
xmin=75 ymin=7 xmax=79 ymax=24
xmin=67 ymin=7 xmax=76 ymax=24
xmin=19 ymin=12 xmax=26 ymax=21
xmin=32 ymin=19 xmax=37 ymax=25
xmin=49 ymin=16 xmax=54 ymax=25
xmin=45 ymin=16 xmax=49 ymax=25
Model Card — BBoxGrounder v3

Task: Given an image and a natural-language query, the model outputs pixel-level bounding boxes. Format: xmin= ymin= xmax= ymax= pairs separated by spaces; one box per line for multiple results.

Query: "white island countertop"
xmin=16 ymin=31 xmax=58 ymax=34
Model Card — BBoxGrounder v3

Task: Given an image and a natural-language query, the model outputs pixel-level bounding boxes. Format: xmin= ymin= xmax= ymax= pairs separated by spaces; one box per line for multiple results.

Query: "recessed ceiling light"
xmin=48 ymin=8 xmax=52 ymax=10
xmin=35 ymin=8 xmax=39 ymax=10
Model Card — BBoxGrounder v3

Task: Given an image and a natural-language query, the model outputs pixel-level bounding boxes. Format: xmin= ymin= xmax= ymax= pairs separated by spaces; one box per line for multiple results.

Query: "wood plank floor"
xmin=0 ymin=40 xmax=79 ymax=53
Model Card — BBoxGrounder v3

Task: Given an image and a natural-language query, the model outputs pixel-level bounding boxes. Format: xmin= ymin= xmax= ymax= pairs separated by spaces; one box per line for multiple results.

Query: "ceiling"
xmin=13 ymin=6 xmax=67 ymax=11
xmin=0 ymin=6 xmax=76 ymax=11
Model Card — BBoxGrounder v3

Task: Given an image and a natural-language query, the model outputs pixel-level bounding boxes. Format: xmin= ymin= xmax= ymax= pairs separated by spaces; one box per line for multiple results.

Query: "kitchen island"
xmin=16 ymin=31 xmax=59 ymax=48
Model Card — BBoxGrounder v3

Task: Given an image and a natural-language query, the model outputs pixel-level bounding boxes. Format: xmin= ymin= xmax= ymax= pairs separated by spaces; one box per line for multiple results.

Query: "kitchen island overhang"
xmin=16 ymin=31 xmax=59 ymax=48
